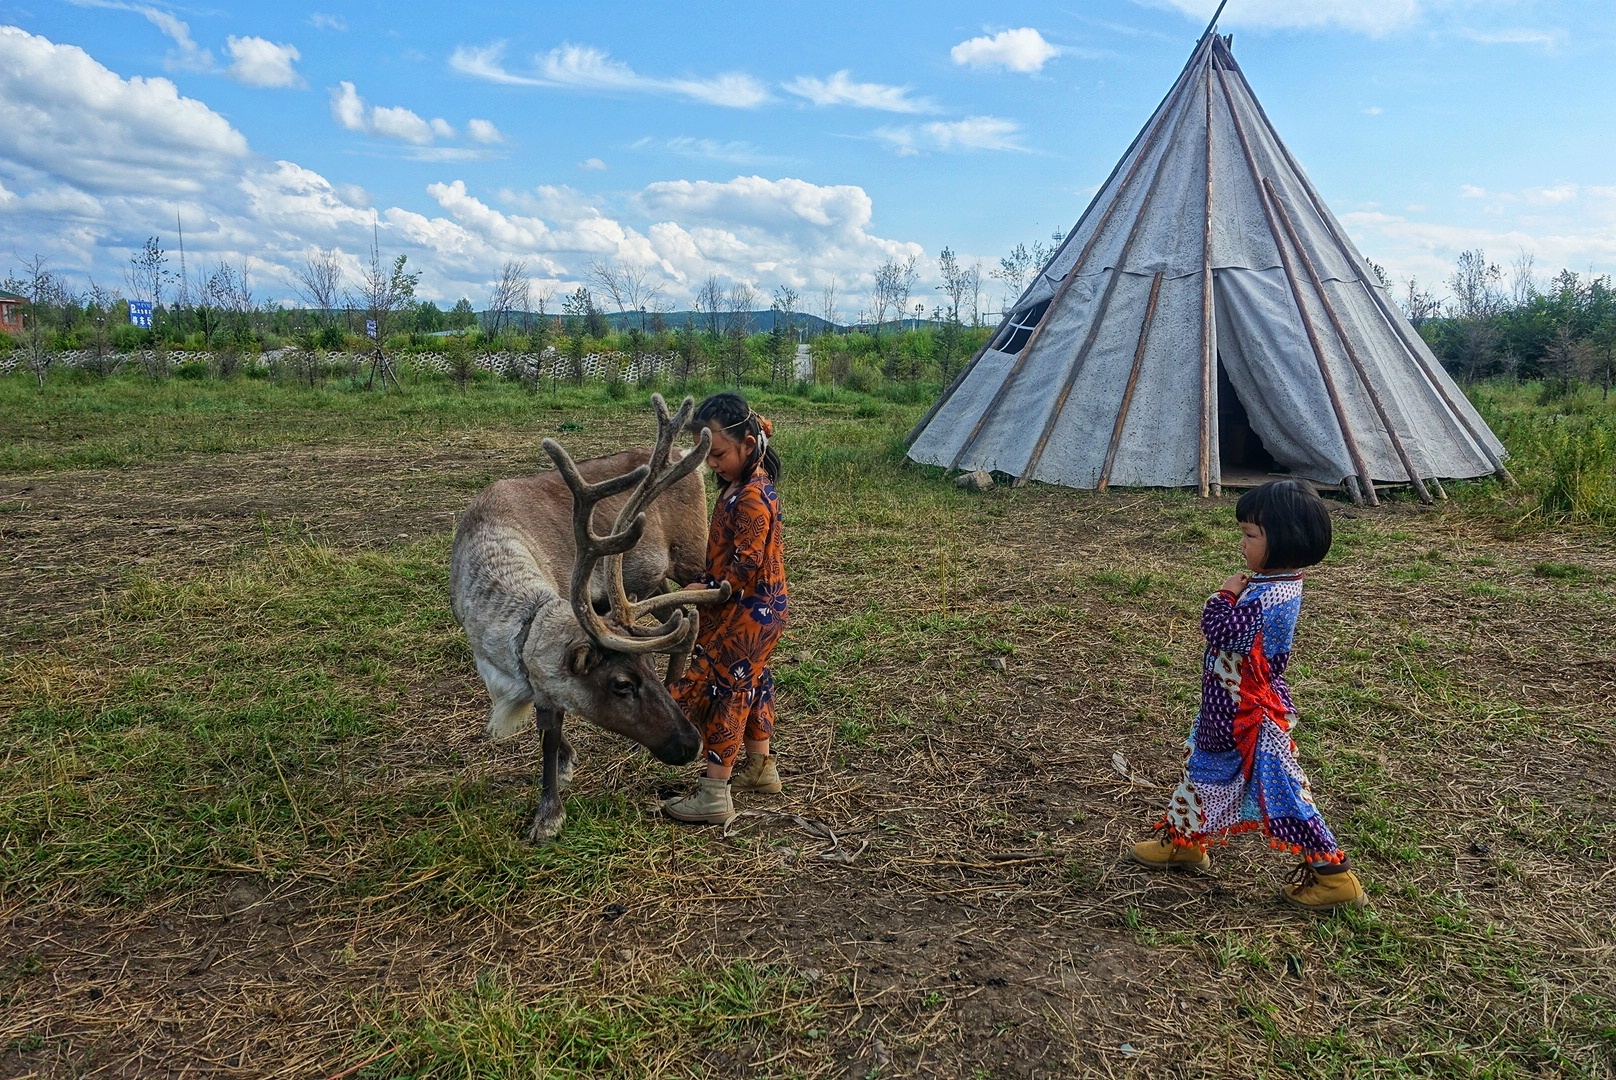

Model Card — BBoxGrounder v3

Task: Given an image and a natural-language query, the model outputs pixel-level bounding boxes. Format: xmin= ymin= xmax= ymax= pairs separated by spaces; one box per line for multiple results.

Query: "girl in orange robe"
xmin=663 ymin=392 xmax=788 ymax=825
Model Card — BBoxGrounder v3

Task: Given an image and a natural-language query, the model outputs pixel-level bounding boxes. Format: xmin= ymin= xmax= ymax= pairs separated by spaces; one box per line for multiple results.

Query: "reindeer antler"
xmin=544 ymin=394 xmax=730 ymax=660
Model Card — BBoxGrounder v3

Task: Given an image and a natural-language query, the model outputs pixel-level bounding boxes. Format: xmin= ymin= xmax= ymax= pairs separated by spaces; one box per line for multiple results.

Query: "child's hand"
xmin=1219 ymin=572 xmax=1250 ymax=596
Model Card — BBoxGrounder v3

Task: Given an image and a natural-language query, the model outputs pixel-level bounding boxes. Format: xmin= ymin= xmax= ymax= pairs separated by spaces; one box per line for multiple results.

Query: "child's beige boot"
xmin=1279 ymin=864 xmax=1367 ymax=913
xmin=1129 ymin=836 xmax=1212 ymax=873
xmin=662 ymin=777 xmax=735 ymax=825
xmin=731 ymin=753 xmax=782 ymax=794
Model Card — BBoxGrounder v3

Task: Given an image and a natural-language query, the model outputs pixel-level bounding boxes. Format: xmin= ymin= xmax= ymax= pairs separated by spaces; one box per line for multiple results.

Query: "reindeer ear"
xmin=567 ymin=642 xmax=599 ymax=675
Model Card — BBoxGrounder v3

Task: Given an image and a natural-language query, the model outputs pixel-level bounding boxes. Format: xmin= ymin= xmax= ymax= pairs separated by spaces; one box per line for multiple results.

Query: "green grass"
xmin=0 ymin=539 xmax=712 ymax=914
xmin=362 ymin=963 xmax=818 ymax=1079
xmin=0 ymin=368 xmax=933 ymax=474
xmin=2 ymin=369 xmax=1613 ymax=1079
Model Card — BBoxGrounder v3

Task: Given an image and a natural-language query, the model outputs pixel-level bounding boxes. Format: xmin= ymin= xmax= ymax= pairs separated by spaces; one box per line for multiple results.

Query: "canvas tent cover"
xmin=907 ymin=34 xmax=1507 ymax=500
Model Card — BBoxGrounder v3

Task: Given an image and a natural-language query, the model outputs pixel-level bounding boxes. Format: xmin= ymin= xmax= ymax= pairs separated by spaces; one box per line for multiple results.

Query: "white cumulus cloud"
xmin=225 ymin=36 xmax=302 ymax=88
xmin=330 ymin=82 xmax=454 ymax=145
xmin=3 ymin=27 xmax=944 ymax=312
xmin=467 ymin=118 xmax=504 ymax=144
xmin=950 ymin=28 xmax=1060 ymax=73
xmin=0 ymin=25 xmax=247 ymax=197
xmin=783 ymin=71 xmax=935 ymax=112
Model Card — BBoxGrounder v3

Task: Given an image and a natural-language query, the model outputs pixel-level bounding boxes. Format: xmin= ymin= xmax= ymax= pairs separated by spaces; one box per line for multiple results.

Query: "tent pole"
xmin=1199 ymin=61 xmax=1216 ymax=499
xmin=1015 ymin=70 xmax=1203 ymax=488
xmin=1234 ymin=69 xmax=1515 ymax=488
xmin=1200 ymin=0 xmax=1231 ymax=42
xmin=1216 ymin=59 xmax=1379 ymax=507
xmin=947 ymin=35 xmax=1216 ymax=474
xmin=1264 ymin=177 xmax=1434 ymax=504
xmin=1098 ymin=271 xmax=1165 ymax=491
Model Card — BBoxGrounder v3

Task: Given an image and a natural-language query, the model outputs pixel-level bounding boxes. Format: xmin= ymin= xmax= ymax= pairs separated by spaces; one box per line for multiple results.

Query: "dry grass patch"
xmin=2 ymin=378 xmax=1613 ymax=1078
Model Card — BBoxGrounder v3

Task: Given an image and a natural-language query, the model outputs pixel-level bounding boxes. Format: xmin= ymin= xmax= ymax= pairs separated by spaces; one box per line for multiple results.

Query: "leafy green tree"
xmin=414 ymin=300 xmax=445 ymax=333
xmin=448 ymin=298 xmax=476 ymax=329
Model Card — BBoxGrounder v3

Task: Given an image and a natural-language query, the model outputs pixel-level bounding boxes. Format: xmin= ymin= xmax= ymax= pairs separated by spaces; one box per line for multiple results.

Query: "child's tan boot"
xmin=1279 ymin=864 xmax=1367 ymax=913
xmin=731 ymin=753 xmax=782 ymax=794
xmin=1129 ymin=836 xmax=1212 ymax=873
xmin=662 ymin=777 xmax=735 ymax=825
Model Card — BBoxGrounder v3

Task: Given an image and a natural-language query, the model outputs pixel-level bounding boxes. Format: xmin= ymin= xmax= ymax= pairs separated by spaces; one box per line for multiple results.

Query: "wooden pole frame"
xmin=1215 ymin=58 xmax=1378 ymax=506
xmin=905 ymin=40 xmax=1213 ymax=453
xmin=943 ymin=35 xmax=1217 ymax=473
xmin=1098 ymin=271 xmax=1165 ymax=491
xmin=1264 ymin=177 xmax=1433 ymax=504
xmin=1228 ymin=50 xmax=1514 ymax=488
xmin=1014 ymin=76 xmax=1203 ymax=488
xmin=1198 ymin=61 xmax=1217 ymax=498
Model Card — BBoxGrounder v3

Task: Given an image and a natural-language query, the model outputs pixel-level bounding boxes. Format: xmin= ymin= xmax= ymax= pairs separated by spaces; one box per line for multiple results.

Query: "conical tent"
xmin=906 ymin=31 xmax=1509 ymax=506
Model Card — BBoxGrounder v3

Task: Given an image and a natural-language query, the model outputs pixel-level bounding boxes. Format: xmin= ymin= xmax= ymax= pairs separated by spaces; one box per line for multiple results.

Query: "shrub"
xmin=1537 ymin=418 xmax=1616 ymax=520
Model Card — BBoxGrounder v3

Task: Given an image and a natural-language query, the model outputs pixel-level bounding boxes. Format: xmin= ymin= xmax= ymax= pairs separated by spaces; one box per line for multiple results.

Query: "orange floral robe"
xmin=671 ymin=469 xmax=788 ymax=767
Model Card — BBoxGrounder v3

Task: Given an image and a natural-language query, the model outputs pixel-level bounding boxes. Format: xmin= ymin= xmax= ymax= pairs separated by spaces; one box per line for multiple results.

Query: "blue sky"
xmin=1 ymin=0 xmax=1612 ymax=314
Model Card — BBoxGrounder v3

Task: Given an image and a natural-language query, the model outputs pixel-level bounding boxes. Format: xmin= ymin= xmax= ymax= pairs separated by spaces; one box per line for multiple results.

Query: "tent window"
xmin=1216 ymin=359 xmax=1277 ymax=473
xmin=999 ymin=299 xmax=1051 ymax=355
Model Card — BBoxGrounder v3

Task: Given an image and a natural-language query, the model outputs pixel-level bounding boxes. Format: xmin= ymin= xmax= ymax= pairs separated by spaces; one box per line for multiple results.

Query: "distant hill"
xmin=473 ymin=309 xmax=949 ymax=334
xmin=598 ymin=310 xmax=839 ymax=334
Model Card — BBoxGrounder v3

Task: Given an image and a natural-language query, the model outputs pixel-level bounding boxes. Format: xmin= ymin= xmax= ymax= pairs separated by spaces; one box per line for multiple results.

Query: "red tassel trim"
xmin=1157 ymin=816 xmax=1344 ymax=865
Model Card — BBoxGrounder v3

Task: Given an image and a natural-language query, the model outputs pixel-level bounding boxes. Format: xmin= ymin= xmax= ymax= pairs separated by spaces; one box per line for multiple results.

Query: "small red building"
xmin=0 ymin=289 xmax=22 ymax=334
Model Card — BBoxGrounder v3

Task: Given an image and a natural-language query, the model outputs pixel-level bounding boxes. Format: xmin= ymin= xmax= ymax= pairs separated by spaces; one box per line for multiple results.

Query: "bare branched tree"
xmin=349 ymin=229 xmax=420 ymax=387
xmin=1400 ymin=277 xmax=1442 ymax=327
xmin=293 ymin=248 xmax=346 ymax=325
xmin=990 ymin=243 xmax=1036 ymax=311
xmin=587 ymin=258 xmax=664 ymax=331
xmin=487 ymin=258 xmax=532 ymax=336
xmin=84 ymin=278 xmax=123 ymax=377
xmin=124 ymin=236 xmax=171 ymax=309
xmin=870 ymin=255 xmax=917 ymax=334
xmin=694 ymin=274 xmax=724 ymax=338
xmin=818 ymin=276 xmax=839 ymax=332
xmin=1509 ymin=249 xmax=1539 ymax=308
xmin=13 ymin=254 xmax=60 ymax=386
xmin=724 ymin=281 xmax=758 ymax=335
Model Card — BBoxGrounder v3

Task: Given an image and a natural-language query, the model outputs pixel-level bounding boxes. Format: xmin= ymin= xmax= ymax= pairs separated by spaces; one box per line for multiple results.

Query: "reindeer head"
xmin=538 ymin=394 xmax=732 ymax=765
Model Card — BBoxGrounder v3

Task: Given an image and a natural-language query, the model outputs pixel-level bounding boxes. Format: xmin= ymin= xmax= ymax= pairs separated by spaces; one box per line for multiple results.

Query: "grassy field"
xmin=1 ymin=372 xmax=1613 ymax=1079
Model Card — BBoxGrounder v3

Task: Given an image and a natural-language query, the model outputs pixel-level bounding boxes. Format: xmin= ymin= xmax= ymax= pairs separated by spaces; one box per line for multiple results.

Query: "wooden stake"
xmin=1098 ymin=271 xmax=1165 ymax=491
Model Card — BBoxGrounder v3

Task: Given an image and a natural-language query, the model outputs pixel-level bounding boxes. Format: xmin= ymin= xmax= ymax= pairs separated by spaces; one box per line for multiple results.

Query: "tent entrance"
xmin=1216 ymin=357 xmax=1277 ymax=475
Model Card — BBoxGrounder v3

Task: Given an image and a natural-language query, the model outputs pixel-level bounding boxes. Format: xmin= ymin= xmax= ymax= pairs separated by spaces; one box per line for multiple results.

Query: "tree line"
xmin=1400 ymin=249 xmax=1616 ymax=398
xmin=1 ymin=232 xmax=1048 ymax=389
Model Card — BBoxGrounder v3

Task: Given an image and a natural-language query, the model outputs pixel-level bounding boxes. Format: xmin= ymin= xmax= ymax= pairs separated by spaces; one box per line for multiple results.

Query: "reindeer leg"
xmin=526 ymin=706 xmax=567 ymax=842
xmin=557 ymin=732 xmax=577 ymax=791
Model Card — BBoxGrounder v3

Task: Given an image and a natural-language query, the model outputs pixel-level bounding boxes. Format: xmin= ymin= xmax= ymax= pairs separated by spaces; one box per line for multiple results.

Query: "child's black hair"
xmin=1235 ymin=480 xmax=1332 ymax=570
xmin=690 ymin=391 xmax=781 ymax=482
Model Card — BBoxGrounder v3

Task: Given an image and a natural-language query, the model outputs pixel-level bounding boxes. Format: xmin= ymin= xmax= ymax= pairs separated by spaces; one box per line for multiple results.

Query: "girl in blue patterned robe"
xmin=1130 ymin=480 xmax=1366 ymax=912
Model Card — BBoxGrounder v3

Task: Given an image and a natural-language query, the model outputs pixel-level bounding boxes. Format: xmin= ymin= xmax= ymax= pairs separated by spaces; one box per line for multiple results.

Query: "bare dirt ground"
xmin=3 ymin=424 xmax=1614 ymax=1078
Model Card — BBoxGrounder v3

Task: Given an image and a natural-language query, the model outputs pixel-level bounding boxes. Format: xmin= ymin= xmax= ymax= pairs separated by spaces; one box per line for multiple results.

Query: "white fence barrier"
xmin=0 ymin=347 xmax=689 ymax=382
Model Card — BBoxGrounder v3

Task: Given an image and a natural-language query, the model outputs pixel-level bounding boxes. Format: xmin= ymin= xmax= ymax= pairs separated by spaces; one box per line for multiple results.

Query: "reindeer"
xmin=449 ymin=395 xmax=730 ymax=840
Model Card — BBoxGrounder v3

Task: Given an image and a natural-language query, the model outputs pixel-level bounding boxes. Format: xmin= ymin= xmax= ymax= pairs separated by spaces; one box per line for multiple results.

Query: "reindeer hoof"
xmin=526 ymin=806 xmax=566 ymax=843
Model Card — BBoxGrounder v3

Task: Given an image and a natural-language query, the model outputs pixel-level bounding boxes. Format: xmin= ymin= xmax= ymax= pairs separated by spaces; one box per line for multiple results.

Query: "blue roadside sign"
xmin=366 ymin=319 xmax=378 ymax=339
xmin=129 ymin=301 xmax=153 ymax=329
